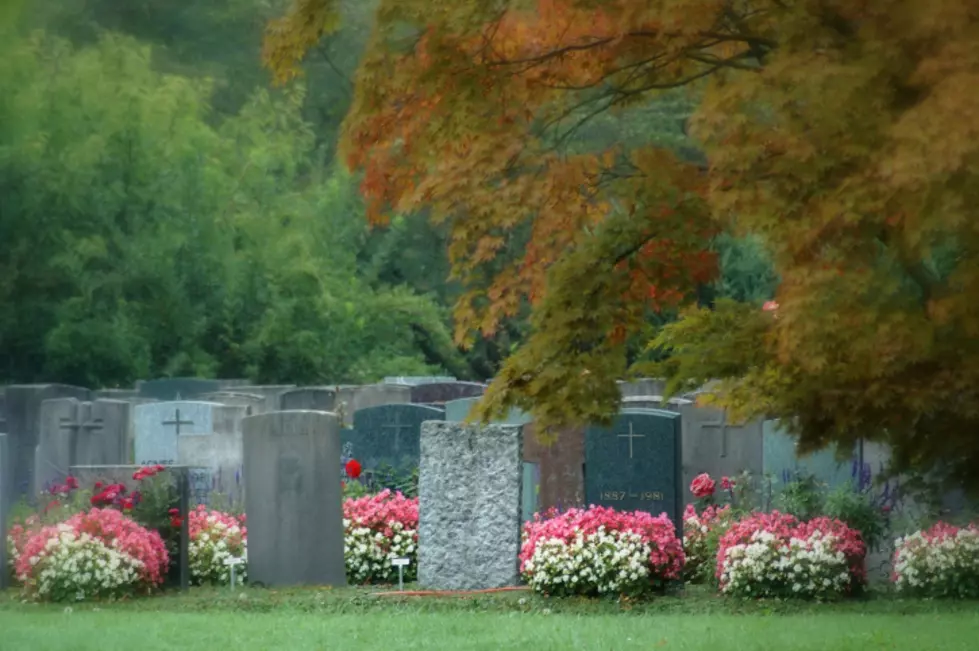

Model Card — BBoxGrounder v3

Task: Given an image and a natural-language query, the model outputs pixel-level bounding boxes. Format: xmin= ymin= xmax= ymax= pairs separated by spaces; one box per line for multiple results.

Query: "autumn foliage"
xmin=265 ymin=1 xmax=979 ymax=489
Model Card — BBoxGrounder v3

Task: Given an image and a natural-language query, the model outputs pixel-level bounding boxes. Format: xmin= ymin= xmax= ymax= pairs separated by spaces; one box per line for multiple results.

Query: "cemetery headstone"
xmin=585 ymin=409 xmax=683 ymax=536
xmin=94 ymin=389 xmax=140 ymax=401
xmin=4 ymin=384 xmax=92 ymax=499
xmin=278 ymin=387 xmax=337 ymax=412
xmin=622 ymin=395 xmax=693 ymax=412
xmin=137 ymin=378 xmax=223 ymax=401
xmin=762 ymin=419 xmax=856 ymax=489
xmin=384 ymin=376 xmax=456 ymax=385
xmin=177 ymin=404 xmax=249 ymax=507
xmin=345 ymin=404 xmax=445 ymax=481
xmin=617 ymin=378 xmax=669 ymax=398
xmin=418 ymin=421 xmax=523 ymax=590
xmin=230 ymin=385 xmax=294 ymax=413
xmin=680 ymin=404 xmax=764 ymax=495
xmin=134 ymin=401 xmax=219 ymax=467
xmin=34 ymin=398 xmax=131 ymax=496
xmin=0 ymin=388 xmax=7 ymax=434
xmin=409 ymin=382 xmax=487 ymax=405
xmin=523 ymin=421 xmax=587 ymax=514
xmin=346 ymin=383 xmax=412 ymax=416
xmin=242 ymin=411 xmax=345 ymax=587
xmin=0 ymin=433 xmax=9 ymax=590
xmin=199 ymin=392 xmax=266 ymax=415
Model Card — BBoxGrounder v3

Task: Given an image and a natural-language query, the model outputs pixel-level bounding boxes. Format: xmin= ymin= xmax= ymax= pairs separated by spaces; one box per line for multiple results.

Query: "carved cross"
xmin=617 ymin=422 xmax=646 ymax=459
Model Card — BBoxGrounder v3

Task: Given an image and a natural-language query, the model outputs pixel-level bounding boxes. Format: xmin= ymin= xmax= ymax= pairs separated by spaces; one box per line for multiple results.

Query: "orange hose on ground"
xmin=375 ymin=586 xmax=531 ymax=597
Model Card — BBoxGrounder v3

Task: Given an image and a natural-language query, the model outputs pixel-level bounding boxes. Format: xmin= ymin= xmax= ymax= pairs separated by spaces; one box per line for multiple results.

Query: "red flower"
xmin=94 ymin=481 xmax=103 ymax=490
xmin=168 ymin=508 xmax=180 ymax=516
xmin=345 ymin=459 xmax=362 ymax=479
xmin=690 ymin=473 xmax=716 ymax=498
xmin=133 ymin=470 xmax=145 ymax=481
xmin=762 ymin=300 xmax=779 ymax=312
xmin=721 ymin=476 xmax=733 ymax=491
xmin=121 ymin=497 xmax=135 ymax=510
xmin=65 ymin=475 xmax=79 ymax=490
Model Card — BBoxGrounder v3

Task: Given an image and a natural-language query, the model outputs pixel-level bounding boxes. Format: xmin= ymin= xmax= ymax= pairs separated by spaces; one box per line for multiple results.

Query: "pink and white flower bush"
xmin=716 ymin=511 xmax=866 ymax=600
xmin=520 ymin=506 xmax=684 ymax=597
xmin=683 ymin=503 xmax=733 ymax=582
xmin=892 ymin=521 xmax=979 ymax=598
xmin=10 ymin=508 xmax=168 ymax=602
xmin=187 ymin=505 xmax=248 ymax=585
xmin=343 ymin=490 xmax=418 ymax=584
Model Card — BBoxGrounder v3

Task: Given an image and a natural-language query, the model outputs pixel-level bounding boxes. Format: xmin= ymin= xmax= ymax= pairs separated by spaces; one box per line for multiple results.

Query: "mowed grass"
xmin=1 ymin=609 xmax=977 ymax=651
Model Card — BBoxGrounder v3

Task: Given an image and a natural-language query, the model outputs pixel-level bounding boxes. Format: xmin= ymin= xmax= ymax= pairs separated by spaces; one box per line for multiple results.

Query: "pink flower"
xmin=721 ymin=476 xmax=733 ymax=491
xmin=690 ymin=473 xmax=716 ymax=498
xmin=762 ymin=300 xmax=779 ymax=312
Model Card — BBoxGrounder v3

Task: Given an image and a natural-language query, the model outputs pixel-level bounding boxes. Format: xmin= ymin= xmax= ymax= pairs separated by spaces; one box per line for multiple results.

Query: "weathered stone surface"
xmin=523 ymin=422 xmax=586 ymax=513
xmin=199 ymin=392 xmax=266 ymax=415
xmin=134 ymin=401 xmax=221 ymax=467
xmin=622 ymin=395 xmax=692 ymax=412
xmin=679 ymin=404 xmax=763 ymax=494
xmin=617 ymin=378 xmax=669 ymax=398
xmin=177 ymin=404 xmax=249 ymax=508
xmin=34 ymin=398 xmax=131 ymax=496
xmin=418 ymin=421 xmax=522 ymax=590
xmin=384 ymin=376 xmax=456 ymax=385
xmin=409 ymin=382 xmax=487 ymax=405
xmin=137 ymin=378 xmax=223 ymax=401
xmin=242 ymin=411 xmax=345 ymax=587
xmin=585 ymin=409 xmax=683 ymax=536
xmin=0 ymin=433 xmax=9 ymax=590
xmin=278 ymin=387 xmax=337 ymax=413
xmin=347 ymin=383 xmax=412 ymax=415
xmin=4 ymin=384 xmax=92 ymax=499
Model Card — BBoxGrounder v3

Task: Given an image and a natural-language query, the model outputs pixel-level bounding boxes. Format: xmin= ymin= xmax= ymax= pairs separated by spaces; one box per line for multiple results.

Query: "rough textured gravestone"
xmin=278 ymin=387 xmax=337 ymax=413
xmin=0 ymin=433 xmax=9 ymax=590
xmin=177 ymin=404 xmax=249 ymax=507
xmin=585 ymin=409 xmax=683 ymax=535
xmin=199 ymin=392 xmax=265 ymax=415
xmin=345 ymin=404 xmax=445 ymax=476
xmin=680 ymin=404 xmax=764 ymax=495
xmin=34 ymin=398 xmax=131 ymax=496
xmin=134 ymin=401 xmax=221 ymax=466
xmin=137 ymin=378 xmax=223 ymax=401
xmin=242 ymin=411 xmax=345 ymax=587
xmin=418 ymin=421 xmax=523 ymax=590
xmin=409 ymin=382 xmax=487 ymax=405
xmin=4 ymin=384 xmax=92 ymax=499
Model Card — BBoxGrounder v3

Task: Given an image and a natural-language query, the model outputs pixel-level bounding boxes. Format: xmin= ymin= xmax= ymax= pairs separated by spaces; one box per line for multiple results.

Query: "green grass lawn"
xmin=1 ymin=587 xmax=977 ymax=651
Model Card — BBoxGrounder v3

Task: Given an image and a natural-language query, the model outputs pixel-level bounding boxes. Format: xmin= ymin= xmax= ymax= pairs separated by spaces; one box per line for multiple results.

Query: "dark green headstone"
xmin=138 ymin=378 xmax=222 ymax=401
xmin=344 ymin=404 xmax=445 ymax=476
xmin=585 ymin=409 xmax=683 ymax=536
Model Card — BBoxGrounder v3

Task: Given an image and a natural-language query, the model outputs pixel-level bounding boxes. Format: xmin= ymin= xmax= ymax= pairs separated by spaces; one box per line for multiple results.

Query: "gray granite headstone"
xmin=177 ymin=404 xmax=249 ymax=507
xmin=232 ymin=385 xmax=294 ymax=413
xmin=137 ymin=378 xmax=223 ymax=401
xmin=347 ymin=384 xmax=412 ymax=416
xmin=278 ymin=387 xmax=337 ymax=412
xmin=94 ymin=389 xmax=140 ymax=400
xmin=34 ymin=398 xmax=131 ymax=495
xmin=199 ymin=392 xmax=266 ymax=415
xmin=133 ymin=401 xmax=219 ymax=466
xmin=617 ymin=378 xmax=669 ymax=398
xmin=242 ymin=411 xmax=345 ymax=587
xmin=4 ymin=384 xmax=92 ymax=499
xmin=409 ymin=382 xmax=487 ymax=405
xmin=345 ymin=404 xmax=445 ymax=478
xmin=0 ymin=433 xmax=9 ymax=590
xmin=680 ymin=404 xmax=763 ymax=495
xmin=585 ymin=409 xmax=683 ymax=536
xmin=622 ymin=395 xmax=693 ymax=412
xmin=418 ymin=421 xmax=523 ymax=590
xmin=384 ymin=376 xmax=457 ymax=385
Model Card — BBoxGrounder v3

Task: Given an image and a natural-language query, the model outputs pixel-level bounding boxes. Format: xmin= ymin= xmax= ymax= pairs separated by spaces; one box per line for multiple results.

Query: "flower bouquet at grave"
xmin=892 ymin=521 xmax=979 ymax=598
xmin=186 ymin=505 xmax=248 ymax=586
xmin=716 ymin=511 xmax=866 ymax=600
xmin=11 ymin=507 xmax=169 ymax=602
xmin=343 ymin=488 xmax=419 ymax=584
xmin=520 ymin=506 xmax=684 ymax=598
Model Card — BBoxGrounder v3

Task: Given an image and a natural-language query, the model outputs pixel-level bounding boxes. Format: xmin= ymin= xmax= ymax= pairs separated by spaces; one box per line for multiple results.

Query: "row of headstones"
xmin=0 ymin=378 xmax=490 ymax=503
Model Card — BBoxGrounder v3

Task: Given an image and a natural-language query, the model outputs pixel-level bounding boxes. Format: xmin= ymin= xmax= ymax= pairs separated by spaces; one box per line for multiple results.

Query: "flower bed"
xmin=343 ymin=490 xmax=418 ymax=584
xmin=716 ymin=511 xmax=865 ymax=599
xmin=683 ymin=504 xmax=733 ymax=582
xmin=187 ymin=505 xmax=248 ymax=586
xmin=520 ymin=506 xmax=684 ymax=598
xmin=892 ymin=521 xmax=979 ymax=598
xmin=10 ymin=508 xmax=168 ymax=602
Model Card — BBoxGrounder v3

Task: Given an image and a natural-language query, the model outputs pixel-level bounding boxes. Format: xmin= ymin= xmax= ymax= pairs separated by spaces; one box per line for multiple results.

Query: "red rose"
xmin=94 ymin=481 xmax=103 ymax=490
xmin=690 ymin=473 xmax=716 ymax=498
xmin=721 ymin=476 xmax=733 ymax=491
xmin=65 ymin=475 xmax=79 ymax=490
xmin=345 ymin=459 xmax=362 ymax=479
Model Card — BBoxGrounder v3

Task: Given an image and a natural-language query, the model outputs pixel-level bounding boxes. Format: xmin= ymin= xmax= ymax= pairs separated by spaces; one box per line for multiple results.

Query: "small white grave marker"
xmin=224 ymin=556 xmax=244 ymax=590
xmin=391 ymin=556 xmax=411 ymax=591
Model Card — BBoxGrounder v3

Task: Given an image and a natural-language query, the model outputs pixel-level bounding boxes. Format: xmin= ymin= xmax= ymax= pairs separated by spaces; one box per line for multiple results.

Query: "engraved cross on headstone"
xmin=617 ymin=422 xmax=645 ymax=459
xmin=702 ymin=409 xmax=730 ymax=458
xmin=382 ymin=412 xmax=413 ymax=452
xmin=60 ymin=415 xmax=105 ymax=434
xmin=162 ymin=409 xmax=195 ymax=436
